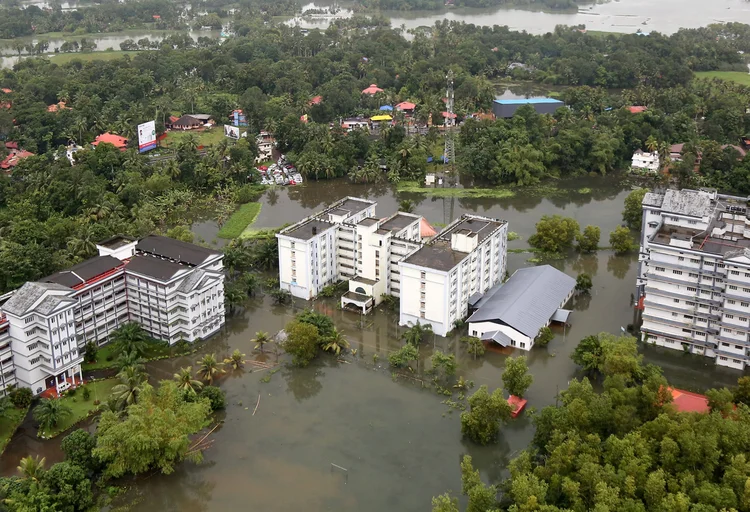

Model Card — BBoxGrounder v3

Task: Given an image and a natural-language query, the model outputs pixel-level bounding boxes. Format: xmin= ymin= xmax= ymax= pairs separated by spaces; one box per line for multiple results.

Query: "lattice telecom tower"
xmin=443 ymin=70 xmax=456 ymax=174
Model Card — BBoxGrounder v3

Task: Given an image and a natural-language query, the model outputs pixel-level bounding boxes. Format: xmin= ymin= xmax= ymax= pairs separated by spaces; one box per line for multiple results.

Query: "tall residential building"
xmin=277 ymin=197 xmax=508 ymax=337
xmin=399 ymin=215 xmax=508 ymax=336
xmin=0 ymin=235 xmax=225 ymax=396
xmin=637 ymin=188 xmax=750 ymax=370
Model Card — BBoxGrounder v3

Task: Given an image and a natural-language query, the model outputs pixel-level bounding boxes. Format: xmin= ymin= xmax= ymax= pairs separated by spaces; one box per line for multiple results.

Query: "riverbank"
xmin=48 ymin=50 xmax=143 ymax=64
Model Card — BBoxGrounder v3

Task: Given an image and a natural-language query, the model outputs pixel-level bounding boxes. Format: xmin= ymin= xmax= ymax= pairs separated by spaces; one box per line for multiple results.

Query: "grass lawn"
xmin=44 ymin=379 xmax=118 ymax=438
xmin=218 ymin=202 xmax=262 ymax=239
xmin=83 ymin=339 xmax=176 ymax=371
xmin=161 ymin=127 xmax=227 ymax=149
xmin=0 ymin=406 xmax=29 ymax=453
xmin=49 ymin=50 xmax=143 ymax=64
xmin=239 ymin=226 xmax=282 ymax=240
xmin=694 ymin=71 xmax=750 ymax=86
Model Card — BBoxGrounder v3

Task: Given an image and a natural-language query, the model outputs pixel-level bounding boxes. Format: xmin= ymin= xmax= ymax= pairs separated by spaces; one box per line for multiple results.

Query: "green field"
xmin=219 ymin=202 xmax=262 ymax=239
xmin=162 ymin=127 xmax=227 ymax=149
xmin=82 ymin=339 xmax=175 ymax=371
xmin=694 ymin=71 xmax=750 ymax=86
xmin=43 ymin=379 xmax=118 ymax=438
xmin=0 ymin=406 xmax=29 ymax=453
xmin=49 ymin=50 xmax=143 ymax=64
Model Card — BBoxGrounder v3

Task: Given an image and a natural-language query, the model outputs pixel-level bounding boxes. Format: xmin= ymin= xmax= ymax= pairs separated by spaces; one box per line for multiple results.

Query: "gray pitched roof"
xmin=177 ymin=269 xmax=206 ymax=293
xmin=43 ymin=255 xmax=123 ymax=288
xmin=661 ymin=189 xmax=712 ymax=217
xmin=136 ymin=235 xmax=220 ymax=266
xmin=2 ymin=282 xmax=72 ymax=316
xmin=125 ymin=255 xmax=190 ymax=281
xmin=468 ymin=265 xmax=575 ymax=338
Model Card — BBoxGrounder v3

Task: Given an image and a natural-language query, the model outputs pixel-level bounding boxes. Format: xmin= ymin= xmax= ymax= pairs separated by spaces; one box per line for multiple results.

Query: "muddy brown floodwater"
xmin=0 ymin=174 xmax=744 ymax=510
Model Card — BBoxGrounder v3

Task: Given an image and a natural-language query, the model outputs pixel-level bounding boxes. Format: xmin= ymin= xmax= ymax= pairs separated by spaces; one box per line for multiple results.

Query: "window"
xmin=674 ymin=299 xmax=680 ymax=303
xmin=729 ymin=299 xmax=737 ymax=304
xmin=682 ymin=329 xmax=692 ymax=333
xmin=719 ymin=356 xmax=728 ymax=361
xmin=420 ymin=271 xmax=426 ymax=279
xmin=375 ymin=250 xmax=380 ymax=258
xmin=673 ymin=270 xmax=683 ymax=275
xmin=687 ymin=287 xmax=697 ymax=292
xmin=730 ymin=285 xmax=738 ymax=290
xmin=737 ymin=345 xmax=744 ymax=350
xmin=722 ymin=342 xmax=730 ymax=347
xmin=421 ymin=292 xmax=426 ymax=299
xmin=743 ymin=302 xmax=750 ymax=307
xmin=420 ymin=311 xmax=425 ymax=319
xmin=672 ymin=313 xmax=678 ymax=317
xmin=689 ymin=273 xmax=698 ymax=278
xmin=678 ymin=256 xmax=684 ymax=261
xmin=727 ymin=314 xmax=735 ymax=319
xmin=655 ymin=266 xmax=666 ymax=272
xmin=742 ymin=317 xmax=748 ymax=322
xmin=688 ymin=220 xmax=697 ymax=225
xmin=24 ymin=317 xmax=33 ymax=324
xmin=732 ymin=270 xmax=741 ymax=275
xmin=420 ymin=302 xmax=425 ymax=309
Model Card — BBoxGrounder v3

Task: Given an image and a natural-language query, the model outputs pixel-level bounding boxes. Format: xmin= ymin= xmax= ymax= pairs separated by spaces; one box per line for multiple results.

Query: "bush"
xmin=66 ymin=387 xmax=77 ymax=397
xmin=81 ymin=386 xmax=91 ymax=401
xmin=83 ymin=341 xmax=98 ymax=364
xmin=610 ymin=226 xmax=635 ymax=255
xmin=576 ymin=225 xmax=600 ymax=253
xmin=199 ymin=385 xmax=226 ymax=411
xmin=282 ymin=320 xmax=320 ymax=367
xmin=388 ymin=344 xmax=419 ymax=368
xmin=236 ymin=184 xmax=263 ymax=204
xmin=536 ymin=327 xmax=554 ymax=347
xmin=9 ymin=387 xmax=32 ymax=409
xmin=576 ymin=273 xmax=593 ymax=293
xmin=528 ymin=215 xmax=580 ymax=253
xmin=61 ymin=429 xmax=97 ymax=472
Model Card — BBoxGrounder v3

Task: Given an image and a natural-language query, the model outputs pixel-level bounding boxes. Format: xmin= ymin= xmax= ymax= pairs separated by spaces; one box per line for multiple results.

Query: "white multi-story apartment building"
xmin=0 ymin=235 xmax=225 ymax=395
xmin=399 ymin=215 xmax=508 ymax=336
xmin=277 ymin=197 xmax=508 ymax=337
xmin=637 ymin=188 xmax=750 ymax=370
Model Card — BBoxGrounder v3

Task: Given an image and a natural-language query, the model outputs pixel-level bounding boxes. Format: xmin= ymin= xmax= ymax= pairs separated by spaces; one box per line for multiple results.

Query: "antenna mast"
xmin=443 ymin=69 xmax=455 ymax=178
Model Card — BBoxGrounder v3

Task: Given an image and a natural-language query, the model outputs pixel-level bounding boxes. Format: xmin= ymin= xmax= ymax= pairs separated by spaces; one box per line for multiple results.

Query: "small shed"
xmin=467 ymin=265 xmax=575 ymax=351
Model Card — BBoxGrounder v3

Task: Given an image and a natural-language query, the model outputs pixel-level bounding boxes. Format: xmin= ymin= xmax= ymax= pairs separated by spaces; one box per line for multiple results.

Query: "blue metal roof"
xmin=493 ymin=98 xmax=563 ymax=105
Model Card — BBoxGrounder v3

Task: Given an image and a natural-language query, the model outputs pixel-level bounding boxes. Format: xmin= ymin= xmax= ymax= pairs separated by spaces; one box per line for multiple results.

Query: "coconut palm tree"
xmin=173 ymin=366 xmax=203 ymax=396
xmin=253 ymin=239 xmax=279 ymax=271
xmin=322 ymin=328 xmax=350 ymax=356
xmin=224 ymin=349 xmax=245 ymax=370
xmin=253 ymin=331 xmax=271 ymax=352
xmin=17 ymin=456 xmax=45 ymax=481
xmin=111 ymin=366 xmax=146 ymax=409
xmin=114 ymin=350 xmax=146 ymax=374
xmin=33 ymin=398 xmax=73 ymax=433
xmin=197 ymin=354 xmax=224 ymax=385
xmin=402 ymin=321 xmax=432 ymax=347
xmin=645 ymin=135 xmax=658 ymax=153
xmin=399 ymin=199 xmax=415 ymax=213
xmin=111 ymin=323 xmax=150 ymax=358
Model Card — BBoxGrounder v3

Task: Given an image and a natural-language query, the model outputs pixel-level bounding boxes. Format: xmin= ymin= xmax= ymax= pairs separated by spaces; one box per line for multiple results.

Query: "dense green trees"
xmin=502 ymin=356 xmax=533 ymax=398
xmin=610 ymin=226 xmax=636 ymax=255
xmin=623 ymin=189 xmax=648 ymax=231
xmin=283 ymin=320 xmax=321 ymax=367
xmin=529 ymin=215 xmax=580 ymax=253
xmin=576 ymin=225 xmax=600 ymax=253
xmin=460 ymin=385 xmax=512 ymax=445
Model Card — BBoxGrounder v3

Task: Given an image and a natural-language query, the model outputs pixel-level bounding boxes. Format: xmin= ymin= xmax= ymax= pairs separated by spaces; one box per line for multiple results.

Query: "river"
xmin=0 ymin=175 xmax=743 ymax=510
xmin=289 ymin=0 xmax=750 ymax=34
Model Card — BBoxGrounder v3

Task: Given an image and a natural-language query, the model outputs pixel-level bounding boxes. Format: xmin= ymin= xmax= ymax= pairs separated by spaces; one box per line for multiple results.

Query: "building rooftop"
xmin=358 ymin=217 xmax=379 ymax=227
xmin=282 ymin=219 xmax=335 ymax=241
xmin=380 ymin=212 xmax=420 ymax=233
xmin=97 ymin=235 xmax=136 ymax=249
xmin=136 ymin=235 xmax=220 ymax=266
xmin=402 ymin=241 xmax=468 ymax=272
xmin=3 ymin=282 xmax=72 ymax=317
xmin=660 ymin=189 xmax=713 ymax=218
xmin=436 ymin=216 xmax=504 ymax=244
xmin=643 ymin=192 xmax=664 ymax=208
xmin=43 ymin=256 xmax=123 ymax=288
xmin=493 ymin=98 xmax=563 ymax=105
xmin=337 ymin=197 xmax=374 ymax=214
xmin=468 ymin=265 xmax=576 ymax=338
xmin=125 ymin=255 xmax=191 ymax=281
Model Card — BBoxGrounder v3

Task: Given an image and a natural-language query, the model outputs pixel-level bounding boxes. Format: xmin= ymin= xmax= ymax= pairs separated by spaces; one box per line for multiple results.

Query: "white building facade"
xmin=399 ymin=216 xmax=508 ymax=337
xmin=0 ymin=235 xmax=226 ymax=395
xmin=632 ymin=150 xmax=660 ymax=173
xmin=637 ymin=188 xmax=750 ymax=370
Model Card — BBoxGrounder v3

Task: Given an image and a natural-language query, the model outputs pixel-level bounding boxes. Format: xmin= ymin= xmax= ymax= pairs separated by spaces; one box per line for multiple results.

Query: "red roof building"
xmin=441 ymin=111 xmax=457 ymax=119
xmin=1 ymin=88 xmax=11 ymax=94
xmin=507 ymin=395 xmax=528 ymax=418
xmin=92 ymin=133 xmax=128 ymax=151
xmin=362 ymin=84 xmax=384 ymax=95
xmin=309 ymin=95 xmax=322 ymax=106
xmin=4 ymin=141 xmax=18 ymax=150
xmin=668 ymin=387 xmax=710 ymax=414
xmin=628 ymin=106 xmax=648 ymax=114
xmin=1 ymin=149 xmax=34 ymax=170
xmin=396 ymin=101 xmax=416 ymax=111
xmin=420 ymin=218 xmax=437 ymax=238
xmin=47 ymin=101 xmax=70 ymax=113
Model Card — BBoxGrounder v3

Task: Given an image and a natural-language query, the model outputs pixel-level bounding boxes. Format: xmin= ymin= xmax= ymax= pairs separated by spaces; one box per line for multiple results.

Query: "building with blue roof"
xmin=492 ymin=97 xmax=564 ymax=118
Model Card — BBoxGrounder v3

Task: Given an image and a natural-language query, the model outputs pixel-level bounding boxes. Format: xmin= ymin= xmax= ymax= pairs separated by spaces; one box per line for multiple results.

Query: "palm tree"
xmin=253 ymin=331 xmax=271 ymax=352
xmin=402 ymin=321 xmax=432 ymax=347
xmin=399 ymin=199 xmax=415 ymax=213
xmin=242 ymin=272 xmax=259 ymax=296
xmin=645 ymin=135 xmax=658 ymax=154
xmin=197 ymin=354 xmax=224 ymax=385
xmin=322 ymin=328 xmax=350 ymax=356
xmin=33 ymin=398 xmax=73 ymax=433
xmin=224 ymin=349 xmax=245 ymax=370
xmin=253 ymin=239 xmax=279 ymax=271
xmin=111 ymin=366 xmax=146 ymax=409
xmin=173 ymin=366 xmax=203 ymax=396
xmin=17 ymin=456 xmax=45 ymax=481
xmin=114 ymin=350 xmax=146 ymax=374
xmin=111 ymin=323 xmax=150 ymax=358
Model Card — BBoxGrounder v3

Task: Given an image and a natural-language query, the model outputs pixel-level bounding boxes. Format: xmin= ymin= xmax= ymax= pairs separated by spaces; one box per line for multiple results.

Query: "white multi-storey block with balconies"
xmin=399 ymin=215 xmax=508 ymax=337
xmin=637 ymin=188 xmax=750 ymax=370
xmin=0 ymin=234 xmax=226 ymax=396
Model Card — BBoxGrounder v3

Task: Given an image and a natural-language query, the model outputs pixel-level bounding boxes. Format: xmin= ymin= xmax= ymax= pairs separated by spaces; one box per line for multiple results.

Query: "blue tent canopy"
xmin=379 ymin=105 xmax=393 ymax=111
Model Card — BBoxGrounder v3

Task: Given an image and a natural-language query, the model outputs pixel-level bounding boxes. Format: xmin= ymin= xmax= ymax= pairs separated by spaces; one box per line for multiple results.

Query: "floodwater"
xmin=0 ymin=174 xmax=744 ymax=510
xmin=291 ymin=0 xmax=750 ymax=35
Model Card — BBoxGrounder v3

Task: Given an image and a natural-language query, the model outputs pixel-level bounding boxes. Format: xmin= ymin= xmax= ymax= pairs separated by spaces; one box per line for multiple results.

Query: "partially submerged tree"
xmin=502 ymin=356 xmax=533 ymax=398
xmin=460 ymin=385 xmax=512 ymax=445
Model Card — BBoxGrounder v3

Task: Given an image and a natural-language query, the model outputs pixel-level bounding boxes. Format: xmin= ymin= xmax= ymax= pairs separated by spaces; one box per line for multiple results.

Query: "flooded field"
xmin=0 ymin=174 xmax=744 ymax=510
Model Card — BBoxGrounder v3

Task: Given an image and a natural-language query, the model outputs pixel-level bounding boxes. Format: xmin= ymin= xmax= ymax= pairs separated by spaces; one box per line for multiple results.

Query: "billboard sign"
xmin=224 ymin=124 xmax=241 ymax=140
xmin=137 ymin=120 xmax=157 ymax=153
